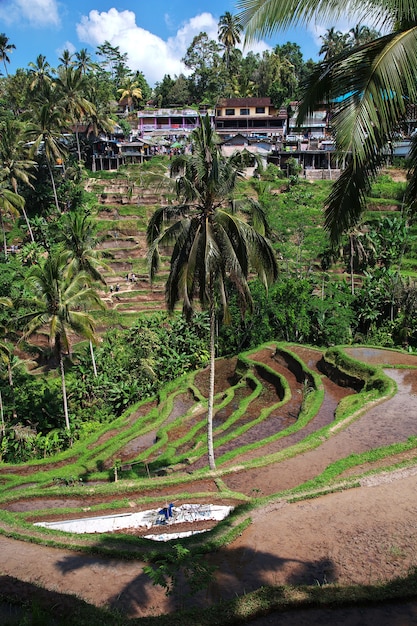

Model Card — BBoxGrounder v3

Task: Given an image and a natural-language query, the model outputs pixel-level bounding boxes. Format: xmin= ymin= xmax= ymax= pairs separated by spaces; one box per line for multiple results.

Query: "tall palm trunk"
xmin=350 ymin=235 xmax=355 ymax=295
xmin=0 ymin=212 xmax=7 ymax=257
xmin=90 ymin=340 xmax=98 ymax=377
xmin=207 ymin=277 xmax=216 ymax=471
xmin=22 ymin=206 xmax=34 ymax=243
xmin=0 ymin=390 xmax=4 ymax=438
xmin=46 ymin=159 xmax=60 ymax=212
xmin=59 ymin=350 xmax=70 ymax=430
xmin=75 ymin=126 xmax=82 ymax=163
xmin=7 ymin=360 xmax=17 ymax=420
xmin=12 ymin=182 xmax=34 ymax=243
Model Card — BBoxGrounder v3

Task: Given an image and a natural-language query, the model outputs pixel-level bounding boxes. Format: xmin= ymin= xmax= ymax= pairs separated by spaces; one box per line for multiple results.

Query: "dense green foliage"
xmin=0 ymin=311 xmax=210 ymax=462
xmin=237 ymin=0 xmax=417 ymax=243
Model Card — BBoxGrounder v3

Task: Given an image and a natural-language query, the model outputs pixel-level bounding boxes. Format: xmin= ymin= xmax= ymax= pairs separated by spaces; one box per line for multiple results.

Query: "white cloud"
xmin=56 ymin=40 xmax=77 ymax=60
xmin=77 ymin=8 xmax=188 ymax=85
xmin=76 ymin=8 xmax=270 ymax=86
xmin=0 ymin=0 xmax=60 ymax=26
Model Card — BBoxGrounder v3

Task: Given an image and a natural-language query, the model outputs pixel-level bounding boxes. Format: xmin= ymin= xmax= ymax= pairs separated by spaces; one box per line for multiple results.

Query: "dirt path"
xmin=1 ymin=469 xmax=417 ymax=622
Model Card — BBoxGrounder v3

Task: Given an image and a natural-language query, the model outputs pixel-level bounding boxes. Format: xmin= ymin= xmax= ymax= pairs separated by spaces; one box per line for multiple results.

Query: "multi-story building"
xmin=215 ymin=97 xmax=288 ymax=140
xmin=137 ymin=107 xmax=214 ymax=139
xmin=286 ymin=101 xmax=330 ymax=144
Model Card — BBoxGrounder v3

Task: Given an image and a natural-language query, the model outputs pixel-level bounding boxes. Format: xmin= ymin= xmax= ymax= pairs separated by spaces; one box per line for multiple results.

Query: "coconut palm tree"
xmin=58 ymin=49 xmax=74 ymax=70
xmin=319 ymin=27 xmax=350 ymax=60
xmin=21 ymin=250 xmax=103 ymax=430
xmin=218 ymin=12 xmax=243 ymax=69
xmin=0 ymin=184 xmax=24 ymax=257
xmin=349 ymin=24 xmax=381 ymax=48
xmin=27 ymin=54 xmax=52 ymax=93
xmin=345 ymin=226 xmax=374 ymax=294
xmin=58 ymin=210 xmax=107 ymax=284
xmin=0 ymin=297 xmax=17 ymax=420
xmin=74 ymin=48 xmax=94 ymax=75
xmin=0 ymin=119 xmax=37 ymax=242
xmin=55 ymin=66 xmax=96 ymax=162
xmin=25 ymin=83 xmax=68 ymax=212
xmin=83 ymin=77 xmax=115 ymax=139
xmin=58 ymin=209 xmax=109 ymax=377
xmin=0 ymin=33 xmax=15 ymax=76
xmin=237 ymin=0 xmax=417 ymax=243
xmin=147 ymin=115 xmax=277 ymax=470
xmin=117 ymin=78 xmax=142 ymax=113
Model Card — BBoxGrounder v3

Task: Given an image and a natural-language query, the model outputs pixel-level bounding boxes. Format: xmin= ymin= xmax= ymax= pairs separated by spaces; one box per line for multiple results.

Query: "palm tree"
xmin=58 ymin=210 xmax=107 ymax=283
xmin=218 ymin=12 xmax=243 ymax=69
xmin=25 ymin=83 xmax=68 ymax=212
xmin=21 ymin=250 xmax=103 ymax=430
xmin=0 ymin=297 xmax=17 ymax=420
xmin=147 ymin=115 xmax=277 ymax=470
xmin=319 ymin=27 xmax=350 ymax=60
xmin=74 ymin=48 xmax=94 ymax=75
xmin=0 ymin=184 xmax=24 ymax=257
xmin=0 ymin=33 xmax=15 ymax=76
xmin=349 ymin=24 xmax=381 ymax=48
xmin=55 ymin=66 xmax=96 ymax=162
xmin=0 ymin=119 xmax=37 ymax=242
xmin=27 ymin=54 xmax=52 ymax=93
xmin=58 ymin=209 xmax=109 ymax=377
xmin=237 ymin=0 xmax=417 ymax=243
xmin=58 ymin=49 xmax=74 ymax=69
xmin=345 ymin=226 xmax=374 ymax=294
xmin=83 ymin=76 xmax=115 ymax=138
xmin=117 ymin=78 xmax=142 ymax=113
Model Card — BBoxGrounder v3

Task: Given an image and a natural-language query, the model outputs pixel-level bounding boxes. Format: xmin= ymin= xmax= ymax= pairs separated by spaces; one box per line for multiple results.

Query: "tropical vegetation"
xmin=237 ymin=0 xmax=417 ymax=242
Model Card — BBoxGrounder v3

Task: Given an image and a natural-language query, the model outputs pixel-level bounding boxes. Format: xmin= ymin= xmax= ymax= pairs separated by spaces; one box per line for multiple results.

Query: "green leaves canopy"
xmin=237 ymin=0 xmax=417 ymax=242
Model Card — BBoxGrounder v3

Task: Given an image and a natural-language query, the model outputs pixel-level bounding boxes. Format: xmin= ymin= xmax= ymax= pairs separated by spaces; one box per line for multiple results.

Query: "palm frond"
xmin=165 ymin=220 xmax=201 ymax=316
xmin=215 ymin=210 xmax=249 ymax=277
xmin=324 ymin=157 xmax=380 ymax=243
xmin=237 ymin=0 xmax=390 ymax=41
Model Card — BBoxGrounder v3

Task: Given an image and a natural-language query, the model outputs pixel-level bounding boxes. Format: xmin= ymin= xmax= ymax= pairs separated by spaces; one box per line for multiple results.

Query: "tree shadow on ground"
xmin=0 ymin=575 xmax=114 ymax=625
xmin=54 ymin=538 xmax=337 ymax=616
xmin=3 ymin=569 xmax=417 ymax=625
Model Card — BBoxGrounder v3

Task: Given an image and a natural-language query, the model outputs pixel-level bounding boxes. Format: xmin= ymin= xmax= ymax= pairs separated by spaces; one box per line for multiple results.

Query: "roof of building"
xmin=216 ymin=97 xmax=272 ymax=107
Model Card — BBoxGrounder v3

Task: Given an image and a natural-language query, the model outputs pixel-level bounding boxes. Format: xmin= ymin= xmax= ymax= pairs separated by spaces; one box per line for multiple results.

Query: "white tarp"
xmin=34 ymin=503 xmax=233 ymax=536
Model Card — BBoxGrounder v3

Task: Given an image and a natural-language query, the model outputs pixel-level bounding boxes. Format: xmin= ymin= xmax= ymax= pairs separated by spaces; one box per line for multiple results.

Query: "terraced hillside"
xmin=2 ymin=170 xmax=417 ymax=623
xmin=1 ymin=342 xmax=417 ymax=622
xmin=85 ymin=172 xmax=172 ymax=321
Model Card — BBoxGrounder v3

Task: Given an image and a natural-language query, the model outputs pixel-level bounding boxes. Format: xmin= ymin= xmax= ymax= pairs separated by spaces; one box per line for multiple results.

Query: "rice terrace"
xmin=2 ymin=340 xmax=417 ymax=624
xmin=2 ymin=160 xmax=417 ymax=624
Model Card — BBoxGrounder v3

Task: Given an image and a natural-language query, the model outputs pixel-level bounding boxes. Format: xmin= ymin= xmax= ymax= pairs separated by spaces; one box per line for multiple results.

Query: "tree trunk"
xmin=47 ymin=159 xmax=61 ymax=213
xmin=59 ymin=351 xmax=70 ymax=430
xmin=0 ymin=390 xmax=4 ymax=438
xmin=22 ymin=206 xmax=34 ymax=243
xmin=90 ymin=340 xmax=98 ymax=377
xmin=207 ymin=277 xmax=216 ymax=471
xmin=7 ymin=360 xmax=17 ymax=420
xmin=75 ymin=126 xmax=82 ymax=163
xmin=0 ymin=212 xmax=7 ymax=258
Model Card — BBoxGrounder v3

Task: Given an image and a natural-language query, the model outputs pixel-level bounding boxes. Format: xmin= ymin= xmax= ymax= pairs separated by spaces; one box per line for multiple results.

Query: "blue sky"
xmin=0 ymin=0 xmax=330 ymax=85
